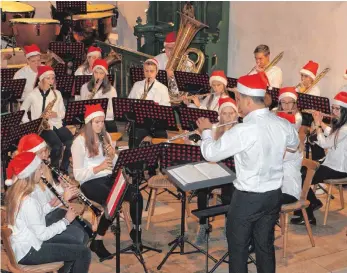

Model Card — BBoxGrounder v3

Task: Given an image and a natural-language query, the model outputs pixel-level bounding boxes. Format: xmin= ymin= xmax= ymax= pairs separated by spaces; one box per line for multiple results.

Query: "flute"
xmin=40 ymin=176 xmax=95 ymax=238
xmin=301 ymin=109 xmax=334 ymax=118
xmin=168 ymin=120 xmax=238 ymax=142
xmin=42 ymin=160 xmax=102 ymax=217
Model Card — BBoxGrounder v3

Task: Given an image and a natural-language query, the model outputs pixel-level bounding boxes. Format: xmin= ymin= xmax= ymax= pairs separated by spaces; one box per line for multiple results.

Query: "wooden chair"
xmin=146 ymin=174 xmax=190 ymax=231
xmin=322 ymin=178 xmax=347 ymax=225
xmin=279 ymin=158 xmax=318 ymax=259
xmin=1 ymin=209 xmax=64 ymax=273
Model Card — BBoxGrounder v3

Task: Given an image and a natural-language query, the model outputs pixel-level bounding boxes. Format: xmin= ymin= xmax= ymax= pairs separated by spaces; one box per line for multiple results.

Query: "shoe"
xmin=311 ymin=200 xmax=323 ymax=212
xmin=90 ymin=239 xmax=112 ymax=260
xmin=290 ymin=216 xmax=316 ymax=226
xmin=195 ymin=225 xmax=208 ymax=246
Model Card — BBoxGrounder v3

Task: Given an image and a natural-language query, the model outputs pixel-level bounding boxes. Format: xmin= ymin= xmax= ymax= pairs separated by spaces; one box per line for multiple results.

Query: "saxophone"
xmin=38 ymin=85 xmax=57 ymax=134
xmin=88 ymin=79 xmax=100 ymax=99
xmin=140 ymin=78 xmax=150 ymax=100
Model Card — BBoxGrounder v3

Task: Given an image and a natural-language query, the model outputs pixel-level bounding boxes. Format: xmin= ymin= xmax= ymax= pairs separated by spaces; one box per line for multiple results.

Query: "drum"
xmin=1 ymin=48 xmax=27 ymax=69
xmin=87 ymin=4 xmax=115 ymax=13
xmin=10 ymin=18 xmax=61 ymax=52
xmin=66 ymin=12 xmax=113 ymax=45
xmin=0 ymin=1 xmax=35 ymax=36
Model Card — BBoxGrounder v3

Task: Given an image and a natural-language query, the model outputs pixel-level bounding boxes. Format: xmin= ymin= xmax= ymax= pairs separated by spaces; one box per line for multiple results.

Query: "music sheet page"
xmin=194 ymin=162 xmax=230 ymax=179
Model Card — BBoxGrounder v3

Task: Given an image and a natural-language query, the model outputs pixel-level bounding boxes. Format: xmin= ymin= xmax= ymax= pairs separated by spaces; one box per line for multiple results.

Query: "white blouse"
xmin=13 ymin=65 xmax=37 ymax=100
xmin=74 ymin=66 xmax=92 ymax=76
xmin=71 ymin=134 xmax=118 ymax=185
xmin=10 ymin=195 xmax=67 ymax=262
xmin=282 ymin=150 xmax=303 ymax=200
xmin=79 ymin=83 xmax=117 ymax=121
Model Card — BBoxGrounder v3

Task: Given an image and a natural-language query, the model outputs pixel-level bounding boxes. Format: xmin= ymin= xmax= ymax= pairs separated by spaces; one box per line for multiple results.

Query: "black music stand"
xmin=101 ymin=169 xmax=129 ymax=273
xmin=10 ymin=118 xmax=43 ymax=147
xmin=63 ymin=98 xmax=108 ymax=126
xmin=74 ymin=75 xmax=115 ymax=96
xmin=226 ymin=77 xmax=238 ymax=89
xmin=266 ymin=87 xmax=280 ymax=110
xmin=174 ymin=71 xmax=210 ymax=94
xmin=111 ymin=98 xmax=155 ymax=122
xmin=106 ymin=146 xmax=162 ymax=273
xmin=1 ymin=110 xmax=25 ymax=129
xmin=1 ymin=79 xmax=26 ymax=111
xmin=1 ymin=68 xmax=19 ymax=82
xmin=178 ymin=107 xmax=219 ymax=131
xmin=129 ymin=67 xmax=168 ymax=86
xmin=54 ymin=75 xmax=74 ymax=100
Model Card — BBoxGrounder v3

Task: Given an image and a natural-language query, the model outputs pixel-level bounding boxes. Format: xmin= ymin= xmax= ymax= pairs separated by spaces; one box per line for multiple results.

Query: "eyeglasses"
xmin=280 ymin=101 xmax=296 ymax=106
xmin=331 ymin=106 xmax=341 ymax=111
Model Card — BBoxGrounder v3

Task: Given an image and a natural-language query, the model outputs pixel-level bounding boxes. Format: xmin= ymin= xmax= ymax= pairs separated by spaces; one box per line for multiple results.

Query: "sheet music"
xmin=194 ymin=162 xmax=230 ymax=179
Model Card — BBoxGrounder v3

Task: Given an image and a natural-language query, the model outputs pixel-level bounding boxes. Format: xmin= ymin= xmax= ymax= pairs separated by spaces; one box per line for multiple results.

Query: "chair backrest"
xmin=300 ymin=158 xmax=319 ymax=200
xmin=1 ymin=225 xmax=21 ymax=272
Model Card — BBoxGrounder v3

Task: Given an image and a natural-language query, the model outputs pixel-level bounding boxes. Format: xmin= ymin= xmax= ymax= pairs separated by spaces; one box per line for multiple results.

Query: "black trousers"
xmin=197 ymin=183 xmax=235 ymax=224
xmin=304 ymin=165 xmax=347 ymax=219
xmin=226 ymin=188 xmax=281 ymax=273
xmin=281 ymin=193 xmax=298 ymax=205
xmin=80 ymin=176 xmax=143 ymax=236
xmin=105 ymin=120 xmax=118 ymax=133
xmin=128 ymin=127 xmax=167 ymax=149
xmin=40 ymin=127 xmax=73 ymax=173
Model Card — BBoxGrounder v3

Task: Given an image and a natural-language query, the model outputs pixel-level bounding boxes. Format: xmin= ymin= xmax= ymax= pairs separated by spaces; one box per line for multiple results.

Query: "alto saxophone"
xmin=140 ymin=78 xmax=151 ymax=100
xmin=38 ymin=85 xmax=57 ymax=134
xmin=88 ymin=79 xmax=100 ymax=99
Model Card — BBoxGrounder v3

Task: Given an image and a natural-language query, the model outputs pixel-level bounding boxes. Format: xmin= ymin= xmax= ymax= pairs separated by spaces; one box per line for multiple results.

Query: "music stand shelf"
xmin=1 ymin=79 xmax=26 ymax=101
xmin=130 ymin=67 xmax=168 ymax=87
xmin=1 ymin=68 xmax=19 ymax=82
xmin=174 ymin=71 xmax=210 ymax=94
xmin=112 ymin=98 xmax=155 ymax=122
xmin=227 ymin=77 xmax=238 ymax=88
xmin=178 ymin=107 xmax=219 ymax=131
xmin=55 ymin=75 xmax=74 ymax=99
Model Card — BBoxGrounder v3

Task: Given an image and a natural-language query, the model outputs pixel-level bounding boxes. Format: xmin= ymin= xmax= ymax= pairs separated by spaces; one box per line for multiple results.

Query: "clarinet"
xmin=42 ymin=160 xmax=102 ymax=217
xmin=40 ymin=176 xmax=95 ymax=238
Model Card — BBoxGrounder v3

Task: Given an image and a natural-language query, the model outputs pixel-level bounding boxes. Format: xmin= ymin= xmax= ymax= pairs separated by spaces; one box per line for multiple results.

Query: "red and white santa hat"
xmin=164 ymin=32 xmax=176 ymax=46
xmin=144 ymin=58 xmax=159 ymax=70
xmin=38 ymin=65 xmax=55 ymax=81
xmin=92 ymin=59 xmax=108 ymax=75
xmin=278 ymin=87 xmax=298 ymax=101
xmin=87 ymin=46 xmax=102 ymax=58
xmin=17 ymin=134 xmax=47 ymax=154
xmin=5 ymin=152 xmax=42 ymax=186
xmin=218 ymin=97 xmax=237 ymax=114
xmin=237 ymin=72 xmax=269 ymax=97
xmin=24 ymin=44 xmax=41 ymax=59
xmin=300 ymin=60 xmax=319 ymax=80
xmin=343 ymin=69 xmax=347 ymax=80
xmin=84 ymin=103 xmax=105 ymax=124
xmin=333 ymin=91 xmax=347 ymax=108
xmin=210 ymin=70 xmax=228 ymax=87
xmin=277 ymin=112 xmax=296 ymax=124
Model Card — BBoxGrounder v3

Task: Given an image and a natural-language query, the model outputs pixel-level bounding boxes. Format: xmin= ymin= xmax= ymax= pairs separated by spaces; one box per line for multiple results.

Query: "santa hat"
xmin=5 ymin=152 xmax=42 ymax=186
xmin=300 ymin=60 xmax=319 ymax=80
xmin=278 ymin=87 xmax=298 ymax=101
xmin=164 ymin=32 xmax=176 ymax=46
xmin=24 ymin=44 xmax=41 ymax=59
xmin=38 ymin=65 xmax=55 ymax=81
xmin=92 ymin=59 xmax=108 ymax=75
xmin=87 ymin=46 xmax=102 ymax=58
xmin=218 ymin=97 xmax=237 ymax=114
xmin=237 ymin=72 xmax=269 ymax=97
xmin=333 ymin=91 xmax=347 ymax=108
xmin=277 ymin=112 xmax=296 ymax=124
xmin=18 ymin=134 xmax=47 ymax=154
xmin=84 ymin=104 xmax=105 ymax=124
xmin=144 ymin=58 xmax=159 ymax=70
xmin=210 ymin=70 xmax=228 ymax=87
xmin=344 ymin=69 xmax=347 ymax=80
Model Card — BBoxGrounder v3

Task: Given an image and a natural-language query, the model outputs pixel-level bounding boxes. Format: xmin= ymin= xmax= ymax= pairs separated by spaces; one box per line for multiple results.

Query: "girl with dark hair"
xmin=291 ymin=91 xmax=347 ymax=225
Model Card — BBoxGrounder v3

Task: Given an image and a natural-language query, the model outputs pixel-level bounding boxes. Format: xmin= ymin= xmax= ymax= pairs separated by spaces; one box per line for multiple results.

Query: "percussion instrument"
xmin=10 ymin=18 xmax=61 ymax=52
xmin=0 ymin=1 xmax=35 ymax=36
xmin=65 ymin=12 xmax=113 ymax=44
xmin=87 ymin=4 xmax=115 ymax=13
xmin=0 ymin=48 xmax=27 ymax=69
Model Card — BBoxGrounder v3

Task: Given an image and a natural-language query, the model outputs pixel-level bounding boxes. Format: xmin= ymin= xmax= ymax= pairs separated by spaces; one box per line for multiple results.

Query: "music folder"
xmin=164 ymin=161 xmax=236 ymax=191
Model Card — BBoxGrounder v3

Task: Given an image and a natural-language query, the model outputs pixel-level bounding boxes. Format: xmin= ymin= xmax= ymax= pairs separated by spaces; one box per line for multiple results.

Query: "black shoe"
xmin=290 ymin=216 xmax=316 ymax=226
xmin=90 ymin=239 xmax=112 ymax=260
xmin=311 ymin=200 xmax=323 ymax=212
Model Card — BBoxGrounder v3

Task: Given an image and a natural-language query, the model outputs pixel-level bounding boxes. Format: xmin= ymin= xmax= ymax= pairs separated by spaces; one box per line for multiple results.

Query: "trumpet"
xmin=168 ymin=120 xmax=238 ymax=142
xmin=170 ymin=93 xmax=210 ymax=104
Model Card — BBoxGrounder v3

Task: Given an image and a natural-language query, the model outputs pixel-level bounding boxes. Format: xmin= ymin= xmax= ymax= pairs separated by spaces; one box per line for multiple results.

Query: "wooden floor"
xmin=87 ymin=187 xmax=347 ymax=273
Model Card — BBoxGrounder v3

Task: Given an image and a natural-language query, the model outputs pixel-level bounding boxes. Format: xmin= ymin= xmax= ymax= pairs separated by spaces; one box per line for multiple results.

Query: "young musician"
xmin=155 ymin=32 xmax=176 ymax=72
xmin=75 ymin=46 xmax=102 ymax=76
xmin=13 ymin=44 xmax=41 ymax=100
xmin=291 ymin=91 xmax=347 ymax=225
xmin=197 ymin=72 xmax=299 ymax=273
xmin=195 ymin=97 xmax=238 ymax=245
xmin=4 ymin=152 xmax=91 ymax=273
xmin=20 ymin=65 xmax=73 ymax=173
xmin=248 ymin=44 xmax=283 ymax=88
xmin=296 ymin=60 xmax=321 ymax=96
xmin=275 ymin=87 xmax=303 ymax=130
xmin=184 ymin=70 xmax=230 ymax=112
xmin=79 ymin=59 xmax=118 ymax=132
xmin=71 ymin=104 xmax=144 ymax=259
xmin=15 ymin=133 xmax=89 ymax=245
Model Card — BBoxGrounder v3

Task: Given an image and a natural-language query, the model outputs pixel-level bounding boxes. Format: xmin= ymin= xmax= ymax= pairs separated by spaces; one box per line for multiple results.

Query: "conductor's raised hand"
xmin=196 ymin=117 xmax=212 ymax=134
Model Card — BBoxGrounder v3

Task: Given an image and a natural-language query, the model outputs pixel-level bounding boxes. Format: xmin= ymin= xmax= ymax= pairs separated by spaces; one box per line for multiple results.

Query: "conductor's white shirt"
xmin=128 ymin=79 xmax=171 ymax=106
xmin=20 ymin=87 xmax=66 ymax=129
xmin=201 ymin=108 xmax=299 ymax=192
xmin=249 ymin=65 xmax=283 ymax=89
xmin=13 ymin=65 xmax=38 ymax=100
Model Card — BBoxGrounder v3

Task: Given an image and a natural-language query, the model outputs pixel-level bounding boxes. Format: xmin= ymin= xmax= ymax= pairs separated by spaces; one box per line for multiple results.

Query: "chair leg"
xmin=313 ymin=184 xmax=318 ymax=193
xmin=302 ymin=208 xmax=315 ymax=247
xmin=146 ymin=188 xmax=157 ymax=230
xmin=280 ymin=213 xmax=285 ymax=235
xmin=323 ymin=184 xmax=333 ymax=226
xmin=283 ymin=213 xmax=289 ymax=258
xmin=339 ymin=185 xmax=344 ymax=209
xmin=151 ymin=189 xmax=158 ymax=216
